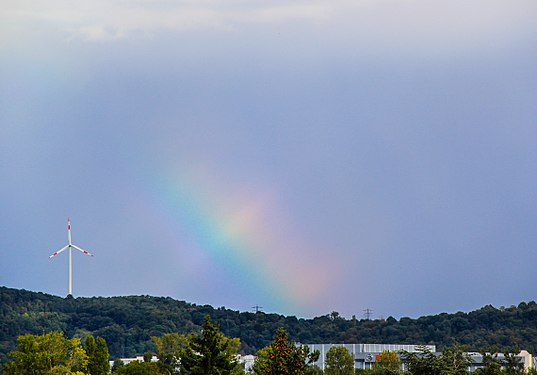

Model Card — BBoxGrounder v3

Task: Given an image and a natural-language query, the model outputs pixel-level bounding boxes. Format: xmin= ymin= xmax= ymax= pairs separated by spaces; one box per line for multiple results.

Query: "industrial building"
xmin=305 ymin=343 xmax=533 ymax=372
xmin=307 ymin=343 xmax=436 ymax=371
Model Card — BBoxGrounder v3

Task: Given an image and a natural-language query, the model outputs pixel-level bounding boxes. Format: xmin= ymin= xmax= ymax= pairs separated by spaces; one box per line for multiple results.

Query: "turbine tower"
xmin=49 ymin=218 xmax=94 ymax=296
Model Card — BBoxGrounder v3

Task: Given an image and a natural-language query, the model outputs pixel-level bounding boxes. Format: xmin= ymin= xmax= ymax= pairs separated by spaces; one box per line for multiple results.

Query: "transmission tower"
xmin=363 ymin=308 xmax=373 ymax=320
xmin=252 ymin=305 xmax=263 ymax=313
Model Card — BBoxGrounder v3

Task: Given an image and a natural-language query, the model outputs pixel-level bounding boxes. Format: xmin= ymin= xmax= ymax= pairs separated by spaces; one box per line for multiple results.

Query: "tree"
xmin=144 ymin=351 xmax=154 ymax=363
xmin=402 ymin=345 xmax=472 ymax=375
xmin=179 ymin=315 xmax=242 ymax=375
xmin=371 ymin=351 xmax=401 ymax=375
xmin=85 ymin=336 xmax=96 ymax=365
xmin=440 ymin=345 xmax=471 ymax=375
xmin=307 ymin=365 xmax=324 ymax=375
xmin=304 ymin=346 xmax=320 ymax=375
xmin=113 ymin=360 xmax=163 ymax=374
xmin=401 ymin=346 xmax=443 ymax=375
xmin=152 ymin=333 xmax=182 ymax=374
xmin=324 ymin=346 xmax=355 ymax=375
xmin=3 ymin=332 xmax=88 ymax=375
xmin=502 ymin=352 xmax=524 ymax=375
xmin=252 ymin=327 xmax=319 ymax=375
xmin=95 ymin=337 xmax=110 ymax=374
xmin=474 ymin=352 xmax=501 ymax=375
xmin=85 ymin=335 xmax=110 ymax=375
xmin=111 ymin=358 xmax=125 ymax=373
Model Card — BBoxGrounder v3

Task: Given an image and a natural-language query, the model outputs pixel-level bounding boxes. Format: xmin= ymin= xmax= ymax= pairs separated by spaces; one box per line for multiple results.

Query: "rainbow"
xmin=141 ymin=161 xmax=336 ymax=315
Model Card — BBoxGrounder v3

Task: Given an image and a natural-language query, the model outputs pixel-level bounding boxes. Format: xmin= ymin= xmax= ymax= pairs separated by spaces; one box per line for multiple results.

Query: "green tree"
xmin=305 ymin=346 xmax=320 ymax=375
xmin=502 ymin=352 xmax=524 ymax=375
xmin=3 ymin=332 xmax=88 ymax=375
xmin=85 ymin=336 xmax=96 ymax=365
xmin=179 ymin=316 xmax=242 ymax=375
xmin=369 ymin=369 xmax=401 ymax=375
xmin=371 ymin=351 xmax=401 ymax=375
xmin=144 ymin=351 xmax=154 ymax=363
xmin=307 ymin=364 xmax=324 ymax=375
xmin=111 ymin=358 xmax=125 ymax=373
xmin=152 ymin=333 xmax=182 ymax=374
xmin=85 ymin=335 xmax=110 ymax=375
xmin=474 ymin=353 xmax=501 ymax=375
xmin=324 ymin=346 xmax=355 ymax=375
xmin=440 ymin=345 xmax=471 ymax=375
xmin=401 ymin=346 xmax=443 ymax=375
xmin=402 ymin=345 xmax=472 ymax=375
xmin=113 ymin=360 xmax=163 ymax=374
xmin=252 ymin=327 xmax=318 ymax=375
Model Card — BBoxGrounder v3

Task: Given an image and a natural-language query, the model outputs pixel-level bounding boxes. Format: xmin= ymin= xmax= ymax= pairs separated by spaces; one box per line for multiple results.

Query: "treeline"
xmin=2 ymin=286 xmax=537 ymax=367
xmin=324 ymin=344 xmax=535 ymax=375
xmin=4 ymin=325 xmax=535 ymax=374
xmin=3 ymin=319 xmax=320 ymax=374
xmin=3 ymin=332 xmax=109 ymax=374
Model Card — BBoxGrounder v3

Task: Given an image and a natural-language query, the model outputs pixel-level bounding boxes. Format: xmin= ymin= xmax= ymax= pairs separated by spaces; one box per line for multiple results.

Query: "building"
xmin=307 ymin=343 xmax=436 ymax=371
xmin=467 ymin=351 xmax=533 ymax=372
xmin=305 ymin=344 xmax=533 ymax=373
xmin=109 ymin=355 xmax=158 ymax=369
xmin=238 ymin=354 xmax=256 ymax=372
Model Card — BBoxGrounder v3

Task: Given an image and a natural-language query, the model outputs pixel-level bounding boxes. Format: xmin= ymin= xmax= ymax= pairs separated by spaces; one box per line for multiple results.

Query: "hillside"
xmin=2 ymin=286 xmax=537 ymax=367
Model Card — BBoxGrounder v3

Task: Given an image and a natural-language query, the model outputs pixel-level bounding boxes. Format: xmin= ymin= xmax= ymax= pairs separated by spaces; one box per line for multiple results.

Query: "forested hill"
xmin=2 ymin=286 xmax=537 ymax=366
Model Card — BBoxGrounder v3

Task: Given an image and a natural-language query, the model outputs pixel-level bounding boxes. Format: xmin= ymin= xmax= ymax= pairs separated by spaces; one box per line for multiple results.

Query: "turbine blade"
xmin=49 ymin=245 xmax=69 ymax=259
xmin=72 ymin=244 xmax=94 ymax=257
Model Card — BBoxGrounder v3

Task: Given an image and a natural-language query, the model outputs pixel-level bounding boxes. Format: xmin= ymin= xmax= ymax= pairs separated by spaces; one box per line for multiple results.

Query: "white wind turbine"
xmin=49 ymin=218 xmax=94 ymax=296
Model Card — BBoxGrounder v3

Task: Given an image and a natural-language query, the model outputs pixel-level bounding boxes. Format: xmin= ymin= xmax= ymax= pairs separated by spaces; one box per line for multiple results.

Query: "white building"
xmin=238 ymin=354 xmax=256 ymax=372
xmin=467 ymin=351 xmax=533 ymax=373
xmin=305 ymin=344 xmax=533 ymax=373
xmin=307 ymin=343 xmax=436 ymax=371
xmin=109 ymin=355 xmax=158 ymax=369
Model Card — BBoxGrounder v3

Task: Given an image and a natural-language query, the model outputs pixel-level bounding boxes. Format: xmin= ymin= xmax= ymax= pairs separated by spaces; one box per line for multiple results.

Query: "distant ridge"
xmin=2 ymin=286 xmax=537 ymax=366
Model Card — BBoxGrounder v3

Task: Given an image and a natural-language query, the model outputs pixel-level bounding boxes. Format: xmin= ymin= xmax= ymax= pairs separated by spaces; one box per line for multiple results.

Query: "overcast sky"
xmin=1 ymin=0 xmax=537 ymax=319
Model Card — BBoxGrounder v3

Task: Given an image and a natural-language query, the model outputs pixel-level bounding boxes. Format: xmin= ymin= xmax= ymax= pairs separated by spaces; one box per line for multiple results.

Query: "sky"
xmin=1 ymin=0 xmax=537 ymax=320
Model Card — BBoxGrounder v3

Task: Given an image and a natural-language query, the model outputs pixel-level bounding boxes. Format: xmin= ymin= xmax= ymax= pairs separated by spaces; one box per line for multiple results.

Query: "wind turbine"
xmin=49 ymin=218 xmax=94 ymax=296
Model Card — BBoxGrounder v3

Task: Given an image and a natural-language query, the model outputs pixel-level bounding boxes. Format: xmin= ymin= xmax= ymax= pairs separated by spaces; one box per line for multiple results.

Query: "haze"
xmin=1 ymin=0 xmax=537 ymax=319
